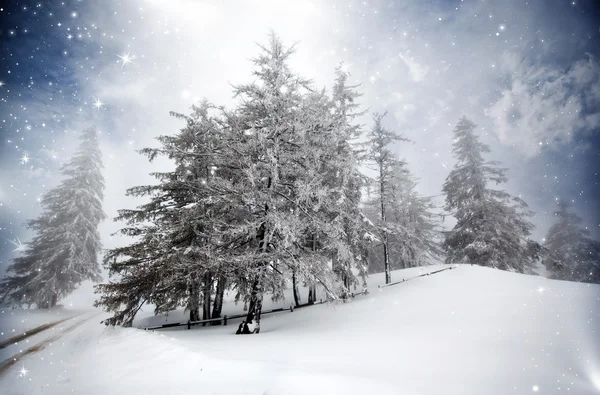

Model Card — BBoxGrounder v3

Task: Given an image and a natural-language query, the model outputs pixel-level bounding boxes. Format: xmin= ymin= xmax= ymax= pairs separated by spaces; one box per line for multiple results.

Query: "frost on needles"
xmin=0 ymin=128 xmax=106 ymax=309
xmin=442 ymin=117 xmax=541 ymax=273
xmin=94 ymin=33 xmax=375 ymax=331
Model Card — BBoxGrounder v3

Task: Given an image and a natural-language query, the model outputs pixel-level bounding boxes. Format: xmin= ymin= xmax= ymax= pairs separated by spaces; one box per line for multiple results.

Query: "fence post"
xmin=223 ymin=315 xmax=228 ymax=326
xmin=187 ymin=320 xmax=191 ymax=330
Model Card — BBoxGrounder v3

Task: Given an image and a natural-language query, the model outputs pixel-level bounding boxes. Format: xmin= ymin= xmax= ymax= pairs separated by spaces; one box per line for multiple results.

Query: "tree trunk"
xmin=211 ymin=274 xmax=226 ymax=325
xmin=341 ymin=227 xmax=353 ymax=293
xmin=343 ymin=263 xmax=351 ymax=290
xmin=379 ymin=158 xmax=391 ymax=284
xmin=202 ymin=272 xmax=212 ymax=326
xmin=50 ymin=292 xmax=58 ymax=308
xmin=292 ymin=270 xmax=301 ymax=307
xmin=40 ymin=291 xmax=58 ymax=309
xmin=236 ymin=279 xmax=263 ymax=334
xmin=187 ymin=280 xmax=200 ymax=322
xmin=383 ymin=234 xmax=391 ymax=284
xmin=236 ymin=175 xmax=271 ymax=335
xmin=308 ymin=233 xmax=317 ymax=305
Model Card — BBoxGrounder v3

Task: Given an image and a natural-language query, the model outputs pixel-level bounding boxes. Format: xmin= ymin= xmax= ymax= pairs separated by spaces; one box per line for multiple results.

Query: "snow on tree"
xmin=442 ymin=117 xmax=539 ymax=273
xmin=0 ymin=127 xmax=106 ymax=309
xmin=324 ymin=64 xmax=372 ymax=298
xmin=225 ymin=34 xmax=368 ymax=334
xmin=386 ymin=166 xmax=443 ymax=268
xmin=364 ymin=112 xmax=409 ymax=284
xmin=96 ymin=34 xmax=370 ymax=333
xmin=543 ymin=200 xmax=600 ymax=284
xmin=364 ymin=151 xmax=442 ymax=272
xmin=95 ymin=101 xmax=230 ymax=326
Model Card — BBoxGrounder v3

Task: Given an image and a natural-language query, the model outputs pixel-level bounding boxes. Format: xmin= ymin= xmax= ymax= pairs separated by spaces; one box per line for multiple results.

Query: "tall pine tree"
xmin=543 ymin=200 xmax=600 ymax=283
xmin=225 ymin=34 xmax=368 ymax=334
xmin=1 ymin=128 xmax=106 ymax=308
xmin=95 ymin=101 xmax=230 ymax=326
xmin=364 ymin=155 xmax=442 ymax=272
xmin=442 ymin=117 xmax=539 ymax=273
xmin=387 ymin=166 xmax=443 ymax=268
xmin=96 ymin=33 xmax=370 ymax=333
xmin=325 ymin=64 xmax=372 ymax=298
xmin=365 ymin=112 xmax=409 ymax=283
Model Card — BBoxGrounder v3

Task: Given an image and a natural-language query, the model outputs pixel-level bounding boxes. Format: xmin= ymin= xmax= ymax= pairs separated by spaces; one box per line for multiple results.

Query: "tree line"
xmin=1 ymin=34 xmax=598 ymax=333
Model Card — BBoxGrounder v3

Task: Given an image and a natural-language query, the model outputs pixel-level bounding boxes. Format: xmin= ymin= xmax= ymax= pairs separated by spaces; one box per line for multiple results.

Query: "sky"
xmin=0 ymin=0 xmax=599 ymax=275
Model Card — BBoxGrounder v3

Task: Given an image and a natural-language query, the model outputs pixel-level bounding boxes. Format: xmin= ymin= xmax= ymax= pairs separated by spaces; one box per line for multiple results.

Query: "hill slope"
xmin=1 ymin=265 xmax=599 ymax=394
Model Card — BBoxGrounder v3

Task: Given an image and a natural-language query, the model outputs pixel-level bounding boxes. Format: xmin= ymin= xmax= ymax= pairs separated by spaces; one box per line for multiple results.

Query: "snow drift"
xmin=1 ymin=265 xmax=599 ymax=395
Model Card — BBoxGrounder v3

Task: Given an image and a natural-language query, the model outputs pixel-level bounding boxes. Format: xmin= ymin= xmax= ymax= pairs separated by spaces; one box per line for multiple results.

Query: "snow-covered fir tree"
xmin=95 ymin=101 xmax=230 ymax=326
xmin=387 ymin=166 xmax=443 ymax=268
xmin=442 ymin=117 xmax=539 ymax=273
xmin=365 ymin=112 xmax=409 ymax=283
xmin=96 ymin=34 xmax=371 ymax=333
xmin=325 ymin=64 xmax=373 ymax=298
xmin=364 ymin=159 xmax=442 ymax=272
xmin=223 ymin=34 xmax=370 ymax=334
xmin=1 ymin=127 xmax=106 ymax=308
xmin=543 ymin=200 xmax=600 ymax=283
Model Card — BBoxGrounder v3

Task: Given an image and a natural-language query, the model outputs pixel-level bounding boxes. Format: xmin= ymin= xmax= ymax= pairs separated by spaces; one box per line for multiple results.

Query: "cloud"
xmin=485 ymin=53 xmax=600 ymax=157
xmin=3 ymin=0 xmax=599 ymax=268
xmin=398 ymin=52 xmax=429 ymax=82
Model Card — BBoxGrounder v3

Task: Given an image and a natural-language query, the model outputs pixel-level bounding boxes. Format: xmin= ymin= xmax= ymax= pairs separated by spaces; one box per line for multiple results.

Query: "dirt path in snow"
xmin=0 ymin=313 xmax=98 ymax=377
xmin=0 ymin=313 xmax=82 ymax=350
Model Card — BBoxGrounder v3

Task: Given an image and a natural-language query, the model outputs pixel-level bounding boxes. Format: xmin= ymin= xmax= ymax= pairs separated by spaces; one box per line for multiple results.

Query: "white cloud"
xmin=3 ymin=0 xmax=598 ymax=259
xmin=485 ymin=53 xmax=600 ymax=157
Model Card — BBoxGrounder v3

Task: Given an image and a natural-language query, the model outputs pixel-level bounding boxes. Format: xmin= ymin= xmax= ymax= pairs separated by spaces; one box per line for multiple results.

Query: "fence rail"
xmin=140 ymin=268 xmax=446 ymax=331
xmin=377 ymin=266 xmax=455 ymax=289
xmin=142 ymin=299 xmax=329 ymax=331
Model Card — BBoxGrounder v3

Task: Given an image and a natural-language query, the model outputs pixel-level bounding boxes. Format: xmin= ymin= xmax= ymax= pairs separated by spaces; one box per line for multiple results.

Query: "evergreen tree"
xmin=96 ymin=34 xmax=370 ymax=333
xmin=387 ymin=166 xmax=443 ymax=268
xmin=95 ymin=101 xmax=230 ymax=326
xmin=365 ymin=112 xmax=409 ymax=283
xmin=442 ymin=117 xmax=539 ymax=273
xmin=225 ymin=34 xmax=368 ymax=334
xmin=1 ymin=128 xmax=106 ymax=308
xmin=364 ymin=159 xmax=442 ymax=272
xmin=324 ymin=64 xmax=372 ymax=298
xmin=543 ymin=200 xmax=600 ymax=283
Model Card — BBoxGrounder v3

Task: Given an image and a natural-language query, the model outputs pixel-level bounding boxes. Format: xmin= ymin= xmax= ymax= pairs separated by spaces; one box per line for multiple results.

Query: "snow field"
xmin=0 ymin=265 xmax=598 ymax=395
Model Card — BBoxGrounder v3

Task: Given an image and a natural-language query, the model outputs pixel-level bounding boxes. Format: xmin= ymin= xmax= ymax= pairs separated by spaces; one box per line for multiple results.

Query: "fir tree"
xmin=387 ymin=166 xmax=443 ymax=268
xmin=95 ymin=101 xmax=229 ymax=326
xmin=226 ymin=34 xmax=361 ymax=333
xmin=543 ymin=200 xmax=600 ymax=283
xmin=96 ymin=33 xmax=371 ymax=333
xmin=442 ymin=117 xmax=539 ymax=273
xmin=364 ymin=159 xmax=442 ymax=271
xmin=1 ymin=128 xmax=106 ymax=308
xmin=365 ymin=112 xmax=409 ymax=283
xmin=324 ymin=64 xmax=372 ymax=298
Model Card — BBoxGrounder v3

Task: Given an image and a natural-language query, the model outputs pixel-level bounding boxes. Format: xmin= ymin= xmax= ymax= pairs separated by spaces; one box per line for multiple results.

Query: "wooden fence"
xmin=142 ymin=300 xmax=321 ymax=330
xmin=141 ymin=268 xmax=454 ymax=331
xmin=141 ymin=289 xmax=370 ymax=331
xmin=377 ymin=266 xmax=455 ymax=289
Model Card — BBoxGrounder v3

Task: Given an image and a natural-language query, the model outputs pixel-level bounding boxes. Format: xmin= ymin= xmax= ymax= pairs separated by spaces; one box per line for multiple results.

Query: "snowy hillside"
xmin=1 ymin=265 xmax=599 ymax=395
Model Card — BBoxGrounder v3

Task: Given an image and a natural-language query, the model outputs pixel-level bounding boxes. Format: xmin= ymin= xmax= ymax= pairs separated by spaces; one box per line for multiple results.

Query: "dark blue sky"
xmin=0 ymin=0 xmax=599 ymax=272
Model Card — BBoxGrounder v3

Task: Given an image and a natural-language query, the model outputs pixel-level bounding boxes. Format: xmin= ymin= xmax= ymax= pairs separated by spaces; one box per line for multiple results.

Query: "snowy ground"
xmin=0 ymin=306 xmax=82 ymax=338
xmin=1 ymin=265 xmax=599 ymax=395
